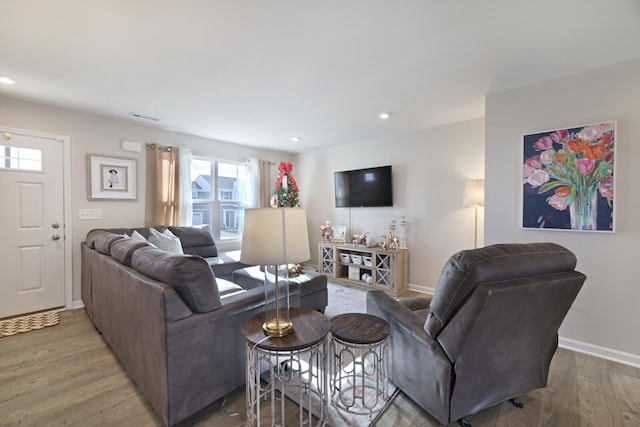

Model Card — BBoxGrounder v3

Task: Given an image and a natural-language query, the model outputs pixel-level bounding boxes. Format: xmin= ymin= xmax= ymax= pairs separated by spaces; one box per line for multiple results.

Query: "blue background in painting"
xmin=522 ymin=127 xmax=613 ymax=231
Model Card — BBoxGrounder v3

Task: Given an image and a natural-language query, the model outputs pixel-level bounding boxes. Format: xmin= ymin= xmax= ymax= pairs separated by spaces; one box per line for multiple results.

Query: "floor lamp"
xmin=240 ymin=208 xmax=310 ymax=337
xmin=464 ymin=179 xmax=485 ymax=249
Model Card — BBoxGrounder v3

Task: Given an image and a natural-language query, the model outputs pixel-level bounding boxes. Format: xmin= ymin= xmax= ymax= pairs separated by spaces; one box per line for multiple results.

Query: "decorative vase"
xmin=569 ymin=187 xmax=597 ymax=230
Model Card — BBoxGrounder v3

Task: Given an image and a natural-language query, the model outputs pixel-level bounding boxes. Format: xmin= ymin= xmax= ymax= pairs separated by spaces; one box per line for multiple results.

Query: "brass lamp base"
xmin=263 ymin=319 xmax=293 ymax=337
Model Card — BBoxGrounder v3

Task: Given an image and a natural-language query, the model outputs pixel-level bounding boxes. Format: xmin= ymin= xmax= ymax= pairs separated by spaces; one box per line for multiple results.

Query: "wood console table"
xmin=318 ymin=241 xmax=408 ymax=296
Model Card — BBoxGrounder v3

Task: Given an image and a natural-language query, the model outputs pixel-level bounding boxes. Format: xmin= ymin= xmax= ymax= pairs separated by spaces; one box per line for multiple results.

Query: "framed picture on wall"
xmin=87 ymin=154 xmax=137 ymax=200
xmin=522 ymin=121 xmax=615 ymax=232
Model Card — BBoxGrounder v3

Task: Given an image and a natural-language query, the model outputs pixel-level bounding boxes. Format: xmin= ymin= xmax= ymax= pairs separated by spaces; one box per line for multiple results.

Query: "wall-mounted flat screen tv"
xmin=334 ymin=165 xmax=393 ymax=207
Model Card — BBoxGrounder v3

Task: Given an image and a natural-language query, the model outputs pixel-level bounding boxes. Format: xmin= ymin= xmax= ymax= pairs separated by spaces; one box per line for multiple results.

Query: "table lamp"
xmin=240 ymin=208 xmax=310 ymax=337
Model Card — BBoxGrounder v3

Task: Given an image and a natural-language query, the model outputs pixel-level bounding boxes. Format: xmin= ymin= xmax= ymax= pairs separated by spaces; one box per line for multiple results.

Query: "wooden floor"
xmin=1 ymin=309 xmax=639 ymax=427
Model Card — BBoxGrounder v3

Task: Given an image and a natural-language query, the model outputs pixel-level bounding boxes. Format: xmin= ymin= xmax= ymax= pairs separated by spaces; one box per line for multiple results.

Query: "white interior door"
xmin=0 ymin=130 xmax=65 ymax=318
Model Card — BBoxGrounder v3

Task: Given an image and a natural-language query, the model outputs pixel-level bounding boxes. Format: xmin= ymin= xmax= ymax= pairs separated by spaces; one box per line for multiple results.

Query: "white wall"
xmin=485 ymin=59 xmax=640 ymax=363
xmin=0 ymin=96 xmax=293 ymax=305
xmin=295 ymin=118 xmax=485 ymax=291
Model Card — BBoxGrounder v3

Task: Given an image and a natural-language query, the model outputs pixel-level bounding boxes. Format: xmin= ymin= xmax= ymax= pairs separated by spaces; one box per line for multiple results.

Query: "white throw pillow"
xmin=131 ymin=230 xmax=148 ymax=242
xmin=148 ymin=228 xmax=184 ymax=254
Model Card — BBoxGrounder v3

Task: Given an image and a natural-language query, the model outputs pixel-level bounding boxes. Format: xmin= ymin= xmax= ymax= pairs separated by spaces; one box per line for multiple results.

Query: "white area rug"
xmin=272 ymin=354 xmax=398 ymax=427
xmin=324 ymin=282 xmax=368 ymax=318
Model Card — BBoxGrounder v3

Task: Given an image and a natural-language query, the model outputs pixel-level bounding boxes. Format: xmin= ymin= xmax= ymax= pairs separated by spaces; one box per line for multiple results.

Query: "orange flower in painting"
xmin=555 ymin=186 xmax=572 ymax=197
xmin=591 ymin=143 xmax=606 ymax=161
xmin=578 ymin=139 xmax=589 ymax=153
xmin=555 ymin=150 xmax=568 ymax=164
xmin=566 ymin=139 xmax=580 ymax=153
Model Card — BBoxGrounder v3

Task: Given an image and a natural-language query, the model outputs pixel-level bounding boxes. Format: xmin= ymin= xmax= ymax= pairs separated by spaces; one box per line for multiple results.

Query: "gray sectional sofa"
xmin=80 ymin=225 xmax=327 ymax=426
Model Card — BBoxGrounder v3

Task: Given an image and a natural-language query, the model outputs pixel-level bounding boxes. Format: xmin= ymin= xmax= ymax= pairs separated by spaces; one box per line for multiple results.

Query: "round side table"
xmin=330 ymin=312 xmax=391 ymax=419
xmin=243 ymin=307 xmax=330 ymax=427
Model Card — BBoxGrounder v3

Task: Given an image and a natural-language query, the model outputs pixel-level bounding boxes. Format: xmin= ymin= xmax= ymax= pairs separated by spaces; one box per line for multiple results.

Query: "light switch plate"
xmin=79 ymin=208 xmax=102 ymax=220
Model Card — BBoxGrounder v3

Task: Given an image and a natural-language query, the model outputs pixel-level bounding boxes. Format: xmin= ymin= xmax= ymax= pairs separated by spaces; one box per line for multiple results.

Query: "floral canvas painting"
xmin=522 ymin=122 xmax=615 ymax=232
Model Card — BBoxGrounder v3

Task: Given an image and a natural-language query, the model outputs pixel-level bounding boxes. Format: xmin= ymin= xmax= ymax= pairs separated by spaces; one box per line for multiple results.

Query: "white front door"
xmin=0 ymin=130 xmax=65 ymax=318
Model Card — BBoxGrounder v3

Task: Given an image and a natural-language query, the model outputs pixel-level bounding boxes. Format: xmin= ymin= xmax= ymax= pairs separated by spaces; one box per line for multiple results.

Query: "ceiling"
xmin=1 ymin=1 xmax=640 ymax=154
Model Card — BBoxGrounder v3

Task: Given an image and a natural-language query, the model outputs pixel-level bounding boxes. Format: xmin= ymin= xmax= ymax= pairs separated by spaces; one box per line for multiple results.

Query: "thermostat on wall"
xmin=121 ymin=140 xmax=141 ymax=152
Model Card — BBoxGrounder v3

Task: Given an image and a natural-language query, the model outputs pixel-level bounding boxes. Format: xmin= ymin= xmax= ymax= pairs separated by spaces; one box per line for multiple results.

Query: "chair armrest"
xmin=398 ymin=296 xmax=432 ymax=312
xmin=366 ymin=290 xmax=436 ymax=348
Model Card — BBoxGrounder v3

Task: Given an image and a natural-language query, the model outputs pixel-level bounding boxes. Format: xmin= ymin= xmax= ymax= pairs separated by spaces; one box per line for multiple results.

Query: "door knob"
xmin=52 ymin=234 xmax=61 ymax=241
xmin=52 ymin=223 xmax=60 ymax=229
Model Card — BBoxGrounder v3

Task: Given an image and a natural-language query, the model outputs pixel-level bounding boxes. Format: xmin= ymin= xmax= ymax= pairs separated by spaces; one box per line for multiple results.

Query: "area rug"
xmin=268 ymin=356 xmax=398 ymax=427
xmin=324 ymin=282 xmax=367 ymax=318
xmin=282 ymin=282 xmax=397 ymax=426
xmin=0 ymin=309 xmax=60 ymax=338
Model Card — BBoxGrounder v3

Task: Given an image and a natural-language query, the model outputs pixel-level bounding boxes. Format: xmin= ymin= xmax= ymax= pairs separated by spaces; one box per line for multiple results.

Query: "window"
xmin=1 ymin=145 xmax=42 ymax=171
xmin=191 ymin=157 xmax=249 ymax=241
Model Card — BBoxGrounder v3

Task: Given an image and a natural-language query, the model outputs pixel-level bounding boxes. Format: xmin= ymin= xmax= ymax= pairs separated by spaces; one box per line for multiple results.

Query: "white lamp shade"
xmin=240 ymin=208 xmax=310 ymax=265
xmin=463 ymin=179 xmax=485 ymax=207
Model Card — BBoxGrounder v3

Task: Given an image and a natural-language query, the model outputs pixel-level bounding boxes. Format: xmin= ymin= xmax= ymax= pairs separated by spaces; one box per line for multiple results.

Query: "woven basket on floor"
xmin=0 ymin=310 xmax=60 ymax=337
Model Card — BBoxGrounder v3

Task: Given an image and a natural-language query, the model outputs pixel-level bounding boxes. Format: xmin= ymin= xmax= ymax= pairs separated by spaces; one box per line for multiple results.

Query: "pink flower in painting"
xmin=525 ymin=156 xmax=541 ymax=169
xmin=539 ymin=150 xmax=554 ymax=165
xmin=523 ymin=163 xmax=534 ymax=179
xmin=526 ymin=169 xmax=549 ymax=188
xmin=599 ymin=178 xmax=613 ymax=200
xmin=548 ymin=194 xmax=569 ymax=211
xmin=578 ymin=126 xmax=601 ymax=141
xmin=550 ymin=129 xmax=570 ymax=143
xmin=576 ymin=158 xmax=595 ymax=175
xmin=533 ymin=136 xmax=553 ymax=150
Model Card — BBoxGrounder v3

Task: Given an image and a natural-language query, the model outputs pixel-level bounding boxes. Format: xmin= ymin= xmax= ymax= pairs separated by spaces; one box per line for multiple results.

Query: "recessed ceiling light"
xmin=0 ymin=75 xmax=16 ymax=85
xmin=378 ymin=112 xmax=391 ymax=119
xmin=291 ymin=137 xmax=301 ymax=142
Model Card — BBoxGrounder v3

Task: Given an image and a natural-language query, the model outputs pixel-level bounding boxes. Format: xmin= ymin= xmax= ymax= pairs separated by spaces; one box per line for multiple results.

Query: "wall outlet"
xmin=79 ymin=208 xmax=102 ymax=220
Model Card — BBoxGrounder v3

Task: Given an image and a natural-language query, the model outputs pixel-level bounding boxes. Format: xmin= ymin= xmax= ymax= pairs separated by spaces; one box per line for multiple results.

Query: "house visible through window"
xmin=191 ymin=157 xmax=249 ymax=241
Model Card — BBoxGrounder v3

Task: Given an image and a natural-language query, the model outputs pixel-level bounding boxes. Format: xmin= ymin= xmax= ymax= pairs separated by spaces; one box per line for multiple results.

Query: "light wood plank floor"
xmin=1 ymin=309 xmax=639 ymax=427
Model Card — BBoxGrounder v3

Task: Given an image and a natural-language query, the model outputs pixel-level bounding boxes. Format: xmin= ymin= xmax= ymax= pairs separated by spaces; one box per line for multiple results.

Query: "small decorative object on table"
xmin=332 ymin=225 xmax=347 ymax=242
xmin=320 ymin=220 xmax=332 ymax=241
xmin=399 ymin=216 xmax=407 ymax=249
xmin=272 ymin=161 xmax=300 ymax=208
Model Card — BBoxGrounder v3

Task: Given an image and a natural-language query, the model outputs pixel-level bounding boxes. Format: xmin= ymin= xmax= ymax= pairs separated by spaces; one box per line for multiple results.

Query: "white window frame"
xmin=191 ymin=156 xmax=249 ymax=242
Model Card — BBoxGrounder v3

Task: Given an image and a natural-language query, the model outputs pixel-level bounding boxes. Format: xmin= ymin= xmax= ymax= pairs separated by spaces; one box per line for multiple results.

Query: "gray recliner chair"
xmin=367 ymin=242 xmax=585 ymax=426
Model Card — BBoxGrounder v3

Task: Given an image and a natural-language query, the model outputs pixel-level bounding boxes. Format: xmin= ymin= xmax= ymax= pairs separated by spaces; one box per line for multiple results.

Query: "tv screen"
xmin=334 ymin=165 xmax=393 ymax=207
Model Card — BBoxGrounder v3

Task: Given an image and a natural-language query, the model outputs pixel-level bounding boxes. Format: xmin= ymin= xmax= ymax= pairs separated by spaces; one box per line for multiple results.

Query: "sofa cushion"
xmin=169 ymin=225 xmax=218 ymax=258
xmin=424 ymin=242 xmax=577 ymax=338
xmin=94 ymin=232 xmax=125 ymax=255
xmin=148 ymin=228 xmax=184 ymax=254
xmin=216 ymin=279 xmax=246 ymax=298
xmin=110 ymin=237 xmax=152 ymax=266
xmin=131 ymin=246 xmax=222 ymax=313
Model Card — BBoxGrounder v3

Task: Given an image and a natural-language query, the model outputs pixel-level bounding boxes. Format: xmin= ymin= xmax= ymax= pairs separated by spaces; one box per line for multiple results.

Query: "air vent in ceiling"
xmin=128 ymin=112 xmax=160 ymax=122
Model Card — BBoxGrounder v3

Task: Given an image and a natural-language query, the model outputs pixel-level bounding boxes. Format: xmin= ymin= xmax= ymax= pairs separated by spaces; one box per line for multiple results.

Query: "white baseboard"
xmin=71 ymin=299 xmax=85 ymax=310
xmin=407 ymin=283 xmax=434 ymax=295
xmin=559 ymin=337 xmax=640 ymax=368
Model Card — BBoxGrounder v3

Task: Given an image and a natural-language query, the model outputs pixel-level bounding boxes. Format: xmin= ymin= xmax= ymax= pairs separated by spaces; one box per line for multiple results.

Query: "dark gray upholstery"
xmin=81 ymin=226 xmax=327 ymax=426
xmin=232 ymin=266 xmax=328 ymax=313
xmin=132 ymin=246 xmax=222 ymax=313
xmin=366 ymin=242 xmax=585 ymax=425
